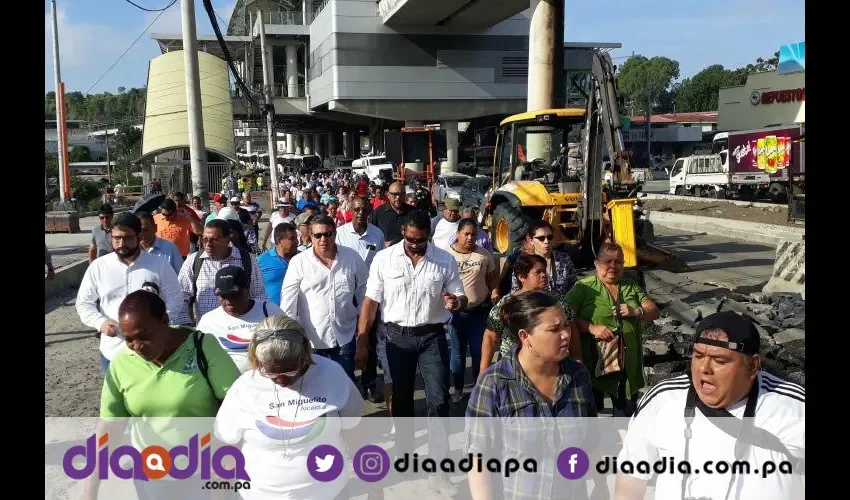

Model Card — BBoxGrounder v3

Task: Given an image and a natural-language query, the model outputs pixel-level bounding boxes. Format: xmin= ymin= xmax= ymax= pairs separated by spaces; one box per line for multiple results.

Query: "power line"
xmin=122 ymin=0 xmax=177 ymax=12
xmin=85 ymin=1 xmax=177 ymax=94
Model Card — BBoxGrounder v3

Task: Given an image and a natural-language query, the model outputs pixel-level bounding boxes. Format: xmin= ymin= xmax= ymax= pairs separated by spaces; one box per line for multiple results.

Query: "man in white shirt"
xmin=336 ymin=195 xmax=386 ymax=403
xmin=280 ymin=214 xmax=368 ymax=383
xmin=431 ymin=198 xmax=462 ymax=250
xmin=355 ymin=210 xmax=466 ymax=496
xmin=196 ymin=266 xmax=284 ymax=373
xmin=261 ymin=199 xmax=296 ymax=250
xmin=617 ymin=311 xmax=804 ymax=500
xmin=75 ymin=212 xmax=187 ymax=374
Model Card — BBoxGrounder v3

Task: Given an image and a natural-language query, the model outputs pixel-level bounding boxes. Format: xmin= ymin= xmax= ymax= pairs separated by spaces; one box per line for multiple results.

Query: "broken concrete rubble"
xmin=642 ymin=289 xmax=805 ymax=388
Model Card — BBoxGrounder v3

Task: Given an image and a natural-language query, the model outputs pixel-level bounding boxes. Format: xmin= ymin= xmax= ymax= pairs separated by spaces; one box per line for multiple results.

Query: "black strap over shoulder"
xmin=193 ymin=330 xmax=221 ymax=404
xmin=262 ymin=301 xmax=268 ymax=318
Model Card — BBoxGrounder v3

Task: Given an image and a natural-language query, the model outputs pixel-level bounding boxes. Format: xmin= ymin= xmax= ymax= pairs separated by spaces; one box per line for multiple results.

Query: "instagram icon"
xmin=353 ymin=445 xmax=391 ymax=482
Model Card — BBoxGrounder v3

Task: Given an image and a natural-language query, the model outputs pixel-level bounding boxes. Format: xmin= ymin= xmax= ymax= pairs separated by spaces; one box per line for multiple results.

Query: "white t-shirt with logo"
xmin=196 ymin=300 xmax=284 ymax=373
xmin=618 ymin=372 xmax=805 ymax=500
xmin=214 ymin=356 xmax=363 ymax=500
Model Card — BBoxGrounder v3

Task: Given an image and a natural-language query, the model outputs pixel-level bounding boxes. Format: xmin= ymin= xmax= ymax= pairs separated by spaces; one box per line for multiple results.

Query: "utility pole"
xmin=181 ymin=0 xmax=210 ymax=208
xmin=50 ymin=0 xmax=69 ymax=204
xmin=104 ymin=124 xmax=111 ymax=184
xmin=257 ymin=10 xmax=280 ymax=203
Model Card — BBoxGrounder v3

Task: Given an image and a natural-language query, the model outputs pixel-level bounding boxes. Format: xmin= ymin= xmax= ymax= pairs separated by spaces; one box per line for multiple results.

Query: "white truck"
xmin=667 ymin=154 xmax=752 ymax=199
xmin=351 ymin=155 xmax=395 ymax=183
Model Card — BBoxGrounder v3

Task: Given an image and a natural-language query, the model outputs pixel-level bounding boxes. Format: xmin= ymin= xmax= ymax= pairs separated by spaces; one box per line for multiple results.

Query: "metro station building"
xmin=147 ymin=0 xmax=620 ymax=167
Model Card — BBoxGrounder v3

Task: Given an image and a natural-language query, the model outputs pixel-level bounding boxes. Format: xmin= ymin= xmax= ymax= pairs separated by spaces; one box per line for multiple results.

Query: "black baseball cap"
xmin=214 ymin=266 xmax=248 ymax=296
xmin=695 ymin=311 xmax=760 ymax=355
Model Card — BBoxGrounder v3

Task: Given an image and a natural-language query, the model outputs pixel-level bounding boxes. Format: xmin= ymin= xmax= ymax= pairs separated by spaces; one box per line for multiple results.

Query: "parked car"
xmin=461 ymin=176 xmax=492 ymax=210
xmin=435 ymin=173 xmax=470 ymax=204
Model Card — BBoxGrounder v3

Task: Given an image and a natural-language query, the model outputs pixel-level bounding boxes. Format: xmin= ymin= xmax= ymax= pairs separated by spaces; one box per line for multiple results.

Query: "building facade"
xmin=717 ymin=70 xmax=805 ymax=132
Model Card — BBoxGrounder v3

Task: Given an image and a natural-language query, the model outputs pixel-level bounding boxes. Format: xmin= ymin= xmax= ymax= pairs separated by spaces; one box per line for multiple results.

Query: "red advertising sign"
xmin=750 ymin=88 xmax=805 ymax=105
xmin=728 ymin=126 xmax=802 ymax=179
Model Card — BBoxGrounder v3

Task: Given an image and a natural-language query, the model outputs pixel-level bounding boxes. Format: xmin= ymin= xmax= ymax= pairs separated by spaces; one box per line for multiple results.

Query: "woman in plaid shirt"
xmin=466 ymin=291 xmax=597 ymax=499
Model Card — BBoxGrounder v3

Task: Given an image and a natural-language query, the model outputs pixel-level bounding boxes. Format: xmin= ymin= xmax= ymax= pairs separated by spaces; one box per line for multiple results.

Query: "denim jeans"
xmin=359 ymin=311 xmax=379 ymax=393
xmin=448 ymin=307 xmax=488 ymax=392
xmin=387 ymin=330 xmax=450 ymax=460
xmin=314 ymin=339 xmax=356 ymax=384
xmin=100 ymin=353 xmax=110 ymax=375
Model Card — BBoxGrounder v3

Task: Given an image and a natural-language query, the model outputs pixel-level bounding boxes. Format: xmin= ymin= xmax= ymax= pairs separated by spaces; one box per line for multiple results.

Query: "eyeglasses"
xmin=388 ymin=191 xmax=404 ymax=197
xmin=533 ymin=235 xmax=554 ymax=242
xmin=111 ymin=234 xmax=136 ymax=242
xmin=600 ymin=258 xmax=625 ymax=267
xmin=311 ymin=231 xmax=335 ymax=240
xmin=259 ymin=367 xmax=301 ymax=379
xmin=405 ymin=236 xmax=428 ymax=245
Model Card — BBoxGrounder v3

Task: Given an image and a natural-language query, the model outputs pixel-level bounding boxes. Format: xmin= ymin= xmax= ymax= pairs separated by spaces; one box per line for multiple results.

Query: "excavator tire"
xmin=491 ymin=202 xmax=530 ymax=255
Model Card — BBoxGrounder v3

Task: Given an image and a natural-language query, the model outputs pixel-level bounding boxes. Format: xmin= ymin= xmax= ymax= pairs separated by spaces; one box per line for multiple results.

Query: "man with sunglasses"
xmin=356 ymin=210 xmax=467 ymax=495
xmin=280 ymin=215 xmax=369 ymax=383
xmin=369 ymin=181 xmax=411 ymax=247
xmin=88 ymin=203 xmax=114 ymax=263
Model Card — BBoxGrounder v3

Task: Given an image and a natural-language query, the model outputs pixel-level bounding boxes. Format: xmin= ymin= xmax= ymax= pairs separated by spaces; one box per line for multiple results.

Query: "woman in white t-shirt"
xmin=214 ymin=315 xmax=364 ymax=500
xmin=197 ymin=266 xmax=286 ymax=372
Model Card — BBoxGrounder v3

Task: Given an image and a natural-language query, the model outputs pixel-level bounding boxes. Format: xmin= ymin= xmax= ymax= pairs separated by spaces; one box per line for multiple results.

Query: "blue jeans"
xmin=100 ymin=353 xmax=110 ymax=375
xmin=448 ymin=307 xmax=488 ymax=392
xmin=314 ymin=339 xmax=356 ymax=384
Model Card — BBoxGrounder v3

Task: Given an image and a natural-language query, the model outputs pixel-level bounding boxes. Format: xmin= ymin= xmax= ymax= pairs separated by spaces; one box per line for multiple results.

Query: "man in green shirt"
xmin=101 ymin=289 xmax=240 ymax=419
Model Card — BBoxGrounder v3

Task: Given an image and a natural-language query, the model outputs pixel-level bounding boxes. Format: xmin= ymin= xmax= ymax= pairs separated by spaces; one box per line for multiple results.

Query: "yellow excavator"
xmin=480 ymin=50 xmax=679 ymax=271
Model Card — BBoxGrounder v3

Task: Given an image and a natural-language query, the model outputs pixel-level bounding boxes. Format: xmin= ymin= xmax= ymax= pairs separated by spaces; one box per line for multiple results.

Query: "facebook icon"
xmin=557 ymin=447 xmax=590 ymax=480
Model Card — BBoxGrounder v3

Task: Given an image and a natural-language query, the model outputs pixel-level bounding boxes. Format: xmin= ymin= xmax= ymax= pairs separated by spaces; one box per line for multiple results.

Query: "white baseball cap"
xmin=216 ymin=207 xmax=240 ymax=221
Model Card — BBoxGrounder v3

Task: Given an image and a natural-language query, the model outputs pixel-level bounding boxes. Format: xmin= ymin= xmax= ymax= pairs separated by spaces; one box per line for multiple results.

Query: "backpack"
xmin=188 ymin=249 xmax=253 ymax=323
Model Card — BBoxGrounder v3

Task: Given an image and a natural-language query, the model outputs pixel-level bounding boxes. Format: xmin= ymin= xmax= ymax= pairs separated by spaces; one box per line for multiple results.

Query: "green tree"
xmin=675 ymin=65 xmax=737 ymax=112
xmin=112 ymin=125 xmax=144 ymax=185
xmin=69 ymin=145 xmax=92 ymax=163
xmin=617 ymin=56 xmax=679 ymax=166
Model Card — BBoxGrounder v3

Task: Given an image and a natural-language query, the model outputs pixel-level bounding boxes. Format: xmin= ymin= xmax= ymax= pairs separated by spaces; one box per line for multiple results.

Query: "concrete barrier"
xmin=45 ymin=259 xmax=88 ymax=300
xmin=762 ymin=240 xmax=805 ymax=299
xmin=640 ymin=192 xmax=785 ymax=209
xmin=645 ymin=210 xmax=805 ymax=247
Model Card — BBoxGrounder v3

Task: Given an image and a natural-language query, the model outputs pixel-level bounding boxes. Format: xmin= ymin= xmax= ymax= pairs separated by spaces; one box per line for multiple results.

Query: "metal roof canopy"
xmin=151 ymin=33 xmax=253 ymax=60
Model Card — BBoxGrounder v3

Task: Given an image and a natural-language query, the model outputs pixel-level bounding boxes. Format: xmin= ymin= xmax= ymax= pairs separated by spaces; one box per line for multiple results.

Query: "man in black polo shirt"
xmin=369 ymin=181 xmax=411 ymax=247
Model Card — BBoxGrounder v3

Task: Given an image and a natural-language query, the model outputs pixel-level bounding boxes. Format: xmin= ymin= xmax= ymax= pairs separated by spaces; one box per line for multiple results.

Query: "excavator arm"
xmin=587 ymin=50 xmax=634 ymax=188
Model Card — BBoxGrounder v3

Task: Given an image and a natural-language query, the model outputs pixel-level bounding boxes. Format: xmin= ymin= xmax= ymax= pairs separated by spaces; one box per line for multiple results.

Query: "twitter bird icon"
xmin=307 ymin=445 xmax=344 ymax=481
xmin=315 ymin=454 xmax=335 ymax=472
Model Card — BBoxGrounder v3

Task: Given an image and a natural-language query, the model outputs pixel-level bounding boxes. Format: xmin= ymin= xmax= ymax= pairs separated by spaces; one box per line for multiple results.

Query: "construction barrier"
xmin=762 ymin=239 xmax=805 ymax=299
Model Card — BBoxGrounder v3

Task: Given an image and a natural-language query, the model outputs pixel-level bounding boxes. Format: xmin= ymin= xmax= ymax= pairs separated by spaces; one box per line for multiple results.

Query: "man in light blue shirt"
xmin=137 ymin=211 xmax=184 ymax=274
xmin=257 ymin=222 xmax=299 ymax=304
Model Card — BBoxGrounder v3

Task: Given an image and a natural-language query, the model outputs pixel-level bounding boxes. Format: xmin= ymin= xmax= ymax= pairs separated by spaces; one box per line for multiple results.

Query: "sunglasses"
xmin=311 ymin=231 xmax=335 ymax=240
xmin=405 ymin=236 xmax=428 ymax=245
xmin=533 ymin=235 xmax=555 ymax=242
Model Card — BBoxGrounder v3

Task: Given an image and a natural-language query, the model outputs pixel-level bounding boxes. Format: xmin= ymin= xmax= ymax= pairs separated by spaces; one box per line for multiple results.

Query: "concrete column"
xmin=303 ymin=0 xmax=313 ymax=25
xmin=285 ymin=133 xmax=295 ymax=154
xmin=285 ymin=44 xmax=298 ymax=97
xmin=302 ymin=134 xmax=313 ymax=155
xmin=405 ymin=120 xmax=424 ymax=128
xmin=245 ymin=140 xmax=252 ymax=155
xmin=527 ymin=0 xmax=556 ymax=111
xmin=327 ymin=132 xmax=336 ymax=158
xmin=343 ymin=131 xmax=352 ymax=158
xmin=313 ymin=133 xmax=324 ymax=159
xmin=295 ymin=134 xmax=303 ymax=155
xmin=441 ymin=120 xmax=458 ymax=173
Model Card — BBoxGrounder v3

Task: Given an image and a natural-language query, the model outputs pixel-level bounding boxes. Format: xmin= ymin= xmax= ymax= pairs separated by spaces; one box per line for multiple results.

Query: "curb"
xmin=646 ymin=210 xmax=804 ymax=247
xmin=45 ymin=259 xmax=88 ymax=300
xmin=640 ymin=193 xmax=786 ymax=209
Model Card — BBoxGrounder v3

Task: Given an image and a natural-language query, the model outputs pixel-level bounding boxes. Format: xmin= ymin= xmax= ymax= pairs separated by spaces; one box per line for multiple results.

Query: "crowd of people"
xmin=65 ymin=168 xmax=804 ymax=500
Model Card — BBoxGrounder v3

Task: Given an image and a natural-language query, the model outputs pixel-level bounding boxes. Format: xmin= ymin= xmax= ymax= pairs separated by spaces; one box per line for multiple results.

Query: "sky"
xmin=45 ymin=0 xmax=805 ymax=95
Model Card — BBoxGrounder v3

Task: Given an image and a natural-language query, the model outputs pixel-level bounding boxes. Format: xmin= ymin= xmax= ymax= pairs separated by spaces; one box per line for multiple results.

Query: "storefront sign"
xmin=750 ymin=88 xmax=805 ymax=105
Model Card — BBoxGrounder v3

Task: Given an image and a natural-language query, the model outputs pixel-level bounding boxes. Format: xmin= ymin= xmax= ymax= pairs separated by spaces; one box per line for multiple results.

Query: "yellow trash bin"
xmin=606 ymin=198 xmax=638 ymax=268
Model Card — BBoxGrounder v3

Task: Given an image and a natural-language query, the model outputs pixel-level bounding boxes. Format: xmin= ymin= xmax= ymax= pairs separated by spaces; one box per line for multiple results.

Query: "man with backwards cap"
xmin=615 ymin=311 xmax=805 ymax=500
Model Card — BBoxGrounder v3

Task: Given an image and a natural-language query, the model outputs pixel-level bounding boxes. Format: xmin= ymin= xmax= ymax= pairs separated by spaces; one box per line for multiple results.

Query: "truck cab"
xmin=668 ymin=155 xmax=729 ymax=198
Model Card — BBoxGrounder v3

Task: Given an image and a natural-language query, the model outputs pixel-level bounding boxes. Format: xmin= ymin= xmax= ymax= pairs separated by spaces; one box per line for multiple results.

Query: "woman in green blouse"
xmin=565 ymin=241 xmax=660 ymax=416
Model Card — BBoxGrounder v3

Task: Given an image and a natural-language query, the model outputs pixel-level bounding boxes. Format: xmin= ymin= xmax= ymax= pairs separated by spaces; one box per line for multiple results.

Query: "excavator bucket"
xmin=637 ymin=241 xmax=689 ymax=272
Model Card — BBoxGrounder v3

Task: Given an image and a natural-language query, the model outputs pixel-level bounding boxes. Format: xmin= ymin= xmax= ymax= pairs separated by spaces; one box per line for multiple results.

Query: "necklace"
xmin=274 ymin=375 xmax=307 ymax=461
xmin=451 ymin=244 xmax=477 ymax=267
